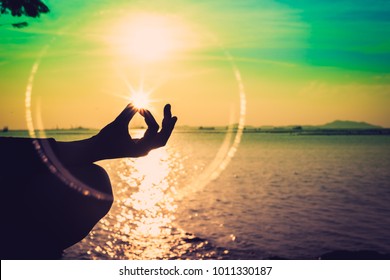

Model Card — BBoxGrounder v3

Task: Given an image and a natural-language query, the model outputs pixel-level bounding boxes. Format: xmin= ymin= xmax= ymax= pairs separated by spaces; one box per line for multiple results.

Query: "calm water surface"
xmin=3 ymin=131 xmax=390 ymax=259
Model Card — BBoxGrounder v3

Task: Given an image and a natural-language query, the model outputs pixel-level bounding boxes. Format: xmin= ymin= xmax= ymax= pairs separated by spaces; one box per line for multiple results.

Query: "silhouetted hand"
xmin=91 ymin=103 xmax=177 ymax=161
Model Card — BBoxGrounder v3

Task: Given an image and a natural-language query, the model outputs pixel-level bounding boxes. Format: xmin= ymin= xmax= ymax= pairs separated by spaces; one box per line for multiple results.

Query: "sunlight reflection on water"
xmin=119 ymin=149 xmax=177 ymax=258
xmin=65 ymin=143 xmax=222 ymax=260
xmin=95 ymin=148 xmax=182 ymax=259
xmin=62 ymin=133 xmax=390 ymax=260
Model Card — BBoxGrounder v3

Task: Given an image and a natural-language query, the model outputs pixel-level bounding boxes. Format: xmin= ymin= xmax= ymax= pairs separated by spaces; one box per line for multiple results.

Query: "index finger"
xmin=115 ymin=103 xmax=138 ymax=124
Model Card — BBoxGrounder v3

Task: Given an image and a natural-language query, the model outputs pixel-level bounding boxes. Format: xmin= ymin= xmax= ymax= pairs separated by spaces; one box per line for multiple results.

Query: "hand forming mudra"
xmin=56 ymin=103 xmax=178 ymax=165
xmin=92 ymin=103 xmax=178 ymax=160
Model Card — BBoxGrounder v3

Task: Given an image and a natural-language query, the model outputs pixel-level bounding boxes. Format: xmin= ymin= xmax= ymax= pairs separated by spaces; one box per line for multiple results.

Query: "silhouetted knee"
xmin=1 ymin=163 xmax=114 ymax=259
xmin=54 ymin=164 xmax=114 ymax=249
xmin=69 ymin=163 xmax=113 ymax=196
xmin=29 ymin=163 xmax=114 ymax=254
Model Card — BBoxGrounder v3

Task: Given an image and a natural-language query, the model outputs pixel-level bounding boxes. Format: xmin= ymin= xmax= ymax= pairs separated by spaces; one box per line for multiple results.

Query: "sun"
xmin=111 ymin=13 xmax=190 ymax=62
xmin=128 ymin=18 xmax=173 ymax=62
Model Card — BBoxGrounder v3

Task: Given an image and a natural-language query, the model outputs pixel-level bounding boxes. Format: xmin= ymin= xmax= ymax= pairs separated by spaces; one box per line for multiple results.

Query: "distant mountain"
xmin=320 ymin=120 xmax=382 ymax=129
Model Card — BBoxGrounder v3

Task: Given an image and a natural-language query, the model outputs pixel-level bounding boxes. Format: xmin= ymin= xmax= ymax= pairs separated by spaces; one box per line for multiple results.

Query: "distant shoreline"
xmin=1 ymin=127 xmax=390 ymax=136
xmin=241 ymin=128 xmax=390 ymax=136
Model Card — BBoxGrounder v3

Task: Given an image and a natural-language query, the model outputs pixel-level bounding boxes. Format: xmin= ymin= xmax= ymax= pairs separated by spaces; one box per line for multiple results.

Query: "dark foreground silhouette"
xmin=0 ymin=104 xmax=177 ymax=259
xmin=320 ymin=250 xmax=390 ymax=260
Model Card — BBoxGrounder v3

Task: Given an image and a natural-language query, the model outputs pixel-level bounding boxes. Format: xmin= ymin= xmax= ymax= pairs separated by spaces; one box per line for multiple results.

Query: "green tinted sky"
xmin=1 ymin=0 xmax=389 ymax=129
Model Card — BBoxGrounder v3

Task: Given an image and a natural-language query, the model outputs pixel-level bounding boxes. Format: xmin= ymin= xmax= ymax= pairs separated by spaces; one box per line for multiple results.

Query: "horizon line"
xmin=1 ymin=121 xmax=388 ymax=131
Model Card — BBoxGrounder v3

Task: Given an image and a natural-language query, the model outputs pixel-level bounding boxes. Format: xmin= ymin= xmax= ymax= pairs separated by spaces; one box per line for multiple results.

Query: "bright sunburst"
xmin=110 ymin=71 xmax=156 ymax=110
xmin=131 ymin=90 xmax=151 ymax=109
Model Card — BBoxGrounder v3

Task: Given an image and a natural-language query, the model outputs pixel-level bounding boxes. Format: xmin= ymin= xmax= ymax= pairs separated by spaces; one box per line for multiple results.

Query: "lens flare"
xmin=131 ymin=90 xmax=150 ymax=109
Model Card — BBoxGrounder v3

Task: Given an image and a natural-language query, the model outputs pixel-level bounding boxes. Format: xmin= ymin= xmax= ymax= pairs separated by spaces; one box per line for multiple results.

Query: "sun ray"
xmin=111 ymin=69 xmax=159 ymax=110
xmin=131 ymin=90 xmax=151 ymax=109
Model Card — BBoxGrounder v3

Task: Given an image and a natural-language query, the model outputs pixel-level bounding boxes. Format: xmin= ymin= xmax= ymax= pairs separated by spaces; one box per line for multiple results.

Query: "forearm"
xmin=56 ymin=134 xmax=132 ymax=165
xmin=56 ymin=136 xmax=101 ymax=165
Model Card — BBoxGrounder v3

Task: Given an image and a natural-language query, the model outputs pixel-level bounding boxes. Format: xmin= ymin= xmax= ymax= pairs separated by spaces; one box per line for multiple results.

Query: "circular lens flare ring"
xmin=25 ymin=23 xmax=246 ymax=202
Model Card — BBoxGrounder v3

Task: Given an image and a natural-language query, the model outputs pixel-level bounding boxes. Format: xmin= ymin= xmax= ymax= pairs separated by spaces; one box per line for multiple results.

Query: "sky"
xmin=1 ymin=0 xmax=389 ymax=129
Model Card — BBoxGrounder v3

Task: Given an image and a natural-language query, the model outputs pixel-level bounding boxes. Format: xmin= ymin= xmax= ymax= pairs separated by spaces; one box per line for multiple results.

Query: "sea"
xmin=2 ymin=130 xmax=390 ymax=259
